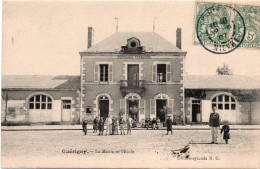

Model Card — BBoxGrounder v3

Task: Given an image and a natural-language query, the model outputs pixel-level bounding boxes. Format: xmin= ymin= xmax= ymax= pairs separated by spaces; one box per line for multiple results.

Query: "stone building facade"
xmin=80 ymin=28 xmax=186 ymax=124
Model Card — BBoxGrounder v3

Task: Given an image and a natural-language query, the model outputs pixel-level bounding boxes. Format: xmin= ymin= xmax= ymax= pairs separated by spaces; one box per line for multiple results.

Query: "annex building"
xmin=1 ymin=76 xmax=80 ymax=125
xmin=2 ymin=28 xmax=260 ymax=125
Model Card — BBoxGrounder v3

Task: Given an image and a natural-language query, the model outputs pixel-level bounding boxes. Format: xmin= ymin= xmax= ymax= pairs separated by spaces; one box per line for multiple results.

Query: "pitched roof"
xmin=2 ymin=75 xmax=80 ymax=90
xmin=82 ymin=32 xmax=183 ymax=53
xmin=185 ymin=75 xmax=260 ymax=90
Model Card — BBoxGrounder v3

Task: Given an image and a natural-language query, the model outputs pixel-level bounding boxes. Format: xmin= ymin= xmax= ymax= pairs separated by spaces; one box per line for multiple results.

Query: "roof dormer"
xmin=121 ymin=37 xmax=145 ymax=54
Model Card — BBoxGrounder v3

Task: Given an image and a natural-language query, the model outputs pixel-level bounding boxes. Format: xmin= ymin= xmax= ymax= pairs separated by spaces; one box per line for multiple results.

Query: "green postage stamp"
xmin=194 ymin=1 xmax=260 ymax=53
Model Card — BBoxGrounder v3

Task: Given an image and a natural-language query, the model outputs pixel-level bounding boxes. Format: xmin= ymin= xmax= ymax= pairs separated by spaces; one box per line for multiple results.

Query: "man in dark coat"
xmin=98 ymin=117 xmax=104 ymax=135
xmin=93 ymin=117 xmax=98 ymax=133
xmin=82 ymin=120 xmax=88 ymax=135
xmin=209 ymin=106 xmax=220 ymax=144
xmin=166 ymin=116 xmax=173 ymax=135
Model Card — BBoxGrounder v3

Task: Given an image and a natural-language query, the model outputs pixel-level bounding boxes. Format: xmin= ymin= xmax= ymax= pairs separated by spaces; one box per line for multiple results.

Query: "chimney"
xmin=176 ymin=28 xmax=182 ymax=50
xmin=88 ymin=27 xmax=93 ymax=49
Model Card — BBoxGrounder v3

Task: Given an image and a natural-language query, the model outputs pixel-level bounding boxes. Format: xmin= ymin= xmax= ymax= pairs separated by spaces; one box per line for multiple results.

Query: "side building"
xmin=1 ymin=75 xmax=80 ymax=125
xmin=80 ymin=27 xmax=187 ymax=124
xmin=185 ymin=75 xmax=260 ymax=125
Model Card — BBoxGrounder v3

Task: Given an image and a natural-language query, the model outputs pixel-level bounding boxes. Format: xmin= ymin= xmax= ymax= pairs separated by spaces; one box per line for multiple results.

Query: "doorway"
xmin=127 ymin=64 xmax=139 ymax=86
xmin=99 ymin=100 xmax=109 ymax=121
xmin=61 ymin=100 xmax=71 ymax=123
xmin=156 ymin=99 xmax=167 ymax=122
xmin=192 ymin=100 xmax=201 ymax=122
xmin=127 ymin=100 xmax=139 ymax=122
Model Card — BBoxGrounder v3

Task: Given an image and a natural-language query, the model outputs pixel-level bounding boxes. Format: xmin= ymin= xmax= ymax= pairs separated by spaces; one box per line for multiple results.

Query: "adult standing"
xmin=98 ymin=117 xmax=104 ymax=135
xmin=105 ymin=115 xmax=113 ymax=135
xmin=166 ymin=116 xmax=173 ymax=135
xmin=119 ymin=116 xmax=125 ymax=135
xmin=126 ymin=116 xmax=133 ymax=135
xmin=82 ymin=120 xmax=88 ymax=135
xmin=209 ymin=106 xmax=220 ymax=144
xmin=93 ymin=117 xmax=98 ymax=133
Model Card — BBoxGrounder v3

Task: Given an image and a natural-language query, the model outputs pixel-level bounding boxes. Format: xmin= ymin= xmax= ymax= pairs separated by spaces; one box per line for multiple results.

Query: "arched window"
xmin=29 ymin=94 xmax=52 ymax=110
xmin=125 ymin=93 xmax=141 ymax=100
xmin=212 ymin=94 xmax=236 ymax=110
xmin=154 ymin=93 xmax=170 ymax=100
xmin=99 ymin=96 xmax=109 ymax=100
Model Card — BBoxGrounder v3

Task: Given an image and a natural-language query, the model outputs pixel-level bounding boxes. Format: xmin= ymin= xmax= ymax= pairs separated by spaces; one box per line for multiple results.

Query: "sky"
xmin=2 ymin=0 xmax=260 ymax=76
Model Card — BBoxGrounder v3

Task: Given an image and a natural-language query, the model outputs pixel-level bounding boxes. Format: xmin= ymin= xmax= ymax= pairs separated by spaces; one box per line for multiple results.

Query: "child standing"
xmin=221 ymin=121 xmax=230 ymax=144
xmin=152 ymin=118 xmax=157 ymax=130
xmin=112 ymin=117 xmax=116 ymax=135
xmin=156 ymin=117 xmax=160 ymax=129
xmin=115 ymin=118 xmax=119 ymax=135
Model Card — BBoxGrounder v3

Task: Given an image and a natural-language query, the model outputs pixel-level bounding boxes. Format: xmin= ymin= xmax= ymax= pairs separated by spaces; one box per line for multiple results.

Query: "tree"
xmin=216 ymin=63 xmax=233 ymax=75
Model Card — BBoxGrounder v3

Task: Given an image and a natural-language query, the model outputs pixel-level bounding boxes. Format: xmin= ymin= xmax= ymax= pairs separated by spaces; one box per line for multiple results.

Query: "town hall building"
xmin=79 ymin=27 xmax=186 ymax=124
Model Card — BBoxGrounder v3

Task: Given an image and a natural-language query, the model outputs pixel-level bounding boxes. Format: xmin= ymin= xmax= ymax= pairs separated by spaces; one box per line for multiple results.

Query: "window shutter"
xmin=120 ymin=99 xmax=126 ymax=115
xmin=168 ymin=99 xmax=174 ymax=114
xmin=150 ymin=99 xmax=156 ymax=114
xmin=94 ymin=64 xmax=99 ymax=82
xmin=139 ymin=99 xmax=145 ymax=123
xmin=166 ymin=64 xmax=172 ymax=82
xmin=140 ymin=99 xmax=145 ymax=114
xmin=152 ymin=64 xmax=157 ymax=82
xmin=109 ymin=64 xmax=113 ymax=82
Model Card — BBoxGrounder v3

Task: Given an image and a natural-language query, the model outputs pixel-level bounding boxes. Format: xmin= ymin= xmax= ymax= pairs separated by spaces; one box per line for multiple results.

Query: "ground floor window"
xmin=212 ymin=94 xmax=236 ymax=110
xmin=62 ymin=100 xmax=71 ymax=109
xmin=29 ymin=94 xmax=52 ymax=110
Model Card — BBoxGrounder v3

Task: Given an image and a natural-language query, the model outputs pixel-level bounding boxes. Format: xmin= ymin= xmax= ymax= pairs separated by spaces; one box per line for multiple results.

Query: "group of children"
xmin=82 ymin=115 xmax=134 ymax=136
xmin=144 ymin=117 xmax=161 ymax=130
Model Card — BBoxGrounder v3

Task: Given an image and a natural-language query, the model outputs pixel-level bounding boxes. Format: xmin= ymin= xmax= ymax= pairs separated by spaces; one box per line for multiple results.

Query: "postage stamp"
xmin=194 ymin=2 xmax=260 ymax=51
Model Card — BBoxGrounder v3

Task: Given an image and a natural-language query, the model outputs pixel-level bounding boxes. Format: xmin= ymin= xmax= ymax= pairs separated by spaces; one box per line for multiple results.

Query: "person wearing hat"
xmin=93 ymin=116 xmax=99 ymax=133
xmin=166 ymin=115 xmax=173 ymax=135
xmin=209 ymin=106 xmax=220 ymax=144
xmin=221 ymin=121 xmax=230 ymax=144
xmin=119 ymin=116 xmax=126 ymax=135
xmin=82 ymin=119 xmax=88 ymax=135
xmin=98 ymin=117 xmax=105 ymax=135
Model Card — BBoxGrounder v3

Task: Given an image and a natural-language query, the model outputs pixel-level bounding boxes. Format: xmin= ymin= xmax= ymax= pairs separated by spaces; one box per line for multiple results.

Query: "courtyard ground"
xmin=2 ymin=129 xmax=260 ymax=168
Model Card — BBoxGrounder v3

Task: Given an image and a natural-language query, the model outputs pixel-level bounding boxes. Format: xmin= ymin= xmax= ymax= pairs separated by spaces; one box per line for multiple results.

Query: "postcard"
xmin=1 ymin=0 xmax=260 ymax=168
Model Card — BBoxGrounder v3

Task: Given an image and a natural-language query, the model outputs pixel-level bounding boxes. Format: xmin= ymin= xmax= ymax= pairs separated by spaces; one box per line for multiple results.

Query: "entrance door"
xmin=61 ymin=100 xmax=71 ymax=123
xmin=99 ymin=100 xmax=109 ymax=121
xmin=192 ymin=104 xmax=201 ymax=122
xmin=127 ymin=65 xmax=139 ymax=86
xmin=127 ymin=100 xmax=139 ymax=122
xmin=192 ymin=100 xmax=201 ymax=122
xmin=156 ymin=99 xmax=167 ymax=122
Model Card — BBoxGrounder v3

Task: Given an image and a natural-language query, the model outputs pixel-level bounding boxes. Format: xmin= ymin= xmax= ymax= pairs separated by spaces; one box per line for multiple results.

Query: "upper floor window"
xmin=100 ymin=64 xmax=109 ymax=82
xmin=94 ymin=63 xmax=113 ymax=82
xmin=157 ymin=64 xmax=166 ymax=82
xmin=152 ymin=63 xmax=171 ymax=82
xmin=212 ymin=94 xmax=236 ymax=110
xmin=29 ymin=94 xmax=52 ymax=110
